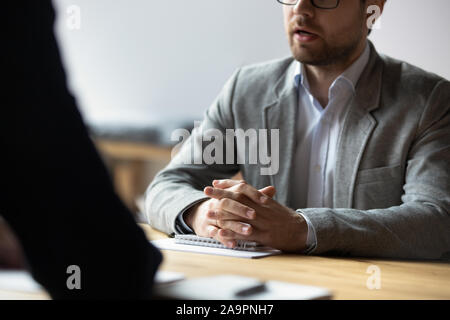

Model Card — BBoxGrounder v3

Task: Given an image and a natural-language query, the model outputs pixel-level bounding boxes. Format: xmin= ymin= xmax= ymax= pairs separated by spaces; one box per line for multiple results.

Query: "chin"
xmin=291 ymin=47 xmax=333 ymax=66
xmin=297 ymin=56 xmax=326 ymax=66
xmin=292 ymin=50 xmax=317 ymax=65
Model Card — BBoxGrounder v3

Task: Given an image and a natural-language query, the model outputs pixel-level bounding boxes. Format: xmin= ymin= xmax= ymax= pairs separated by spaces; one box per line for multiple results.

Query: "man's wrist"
xmin=174 ymin=199 xmax=209 ymax=235
xmin=183 ymin=206 xmax=196 ymax=230
xmin=297 ymin=209 xmax=317 ymax=254
xmin=183 ymin=200 xmax=207 ymax=230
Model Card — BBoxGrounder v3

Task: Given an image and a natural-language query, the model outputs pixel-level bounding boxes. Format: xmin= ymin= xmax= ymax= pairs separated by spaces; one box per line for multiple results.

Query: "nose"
xmin=292 ymin=0 xmax=314 ymax=18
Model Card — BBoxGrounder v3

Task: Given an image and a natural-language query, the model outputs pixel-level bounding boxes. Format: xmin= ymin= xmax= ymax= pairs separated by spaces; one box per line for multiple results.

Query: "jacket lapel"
xmin=262 ymin=60 xmax=298 ymax=207
xmin=334 ymin=43 xmax=384 ymax=208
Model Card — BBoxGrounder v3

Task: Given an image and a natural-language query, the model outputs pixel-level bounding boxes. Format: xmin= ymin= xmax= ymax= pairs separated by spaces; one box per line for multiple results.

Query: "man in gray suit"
xmin=146 ymin=0 xmax=450 ymax=259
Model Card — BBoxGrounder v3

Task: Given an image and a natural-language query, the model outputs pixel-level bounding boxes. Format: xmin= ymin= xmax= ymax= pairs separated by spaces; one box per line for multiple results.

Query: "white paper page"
xmin=156 ymin=275 xmax=332 ymax=300
xmin=0 ymin=271 xmax=42 ymax=293
xmin=152 ymin=238 xmax=281 ymax=259
xmin=0 ymin=269 xmax=183 ymax=293
xmin=154 ymin=271 xmax=185 ymax=285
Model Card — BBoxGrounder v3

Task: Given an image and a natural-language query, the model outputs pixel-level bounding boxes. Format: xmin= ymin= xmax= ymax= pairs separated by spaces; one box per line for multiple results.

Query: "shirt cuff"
xmin=174 ymin=198 xmax=208 ymax=235
xmin=175 ymin=212 xmax=195 ymax=234
xmin=296 ymin=209 xmax=317 ymax=254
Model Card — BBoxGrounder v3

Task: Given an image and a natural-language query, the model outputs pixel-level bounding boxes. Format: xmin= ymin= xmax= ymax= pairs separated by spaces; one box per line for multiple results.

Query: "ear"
xmin=375 ymin=0 xmax=386 ymax=14
xmin=365 ymin=0 xmax=386 ymax=31
xmin=366 ymin=0 xmax=386 ymax=16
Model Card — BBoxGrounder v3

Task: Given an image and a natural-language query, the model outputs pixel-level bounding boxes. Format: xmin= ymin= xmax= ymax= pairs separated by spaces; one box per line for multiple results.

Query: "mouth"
xmin=293 ymin=28 xmax=319 ymax=42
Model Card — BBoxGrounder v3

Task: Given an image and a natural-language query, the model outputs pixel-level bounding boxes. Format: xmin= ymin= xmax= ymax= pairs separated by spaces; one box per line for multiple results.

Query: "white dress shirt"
xmin=294 ymin=43 xmax=371 ymax=252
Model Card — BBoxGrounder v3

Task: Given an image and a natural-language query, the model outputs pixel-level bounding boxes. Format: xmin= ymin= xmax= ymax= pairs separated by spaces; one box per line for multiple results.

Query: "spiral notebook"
xmin=152 ymin=235 xmax=281 ymax=259
xmin=175 ymin=235 xmax=263 ymax=250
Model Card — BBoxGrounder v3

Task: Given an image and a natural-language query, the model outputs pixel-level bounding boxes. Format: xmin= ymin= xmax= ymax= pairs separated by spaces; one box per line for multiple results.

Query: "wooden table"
xmin=142 ymin=225 xmax=450 ymax=300
xmin=1 ymin=225 xmax=449 ymax=300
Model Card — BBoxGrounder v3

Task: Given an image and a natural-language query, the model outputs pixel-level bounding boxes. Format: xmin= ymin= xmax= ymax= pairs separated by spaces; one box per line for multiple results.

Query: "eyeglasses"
xmin=277 ymin=0 xmax=340 ymax=10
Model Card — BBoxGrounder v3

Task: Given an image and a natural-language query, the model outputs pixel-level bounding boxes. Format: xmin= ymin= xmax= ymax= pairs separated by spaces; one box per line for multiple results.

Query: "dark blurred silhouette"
xmin=0 ymin=1 xmax=162 ymax=298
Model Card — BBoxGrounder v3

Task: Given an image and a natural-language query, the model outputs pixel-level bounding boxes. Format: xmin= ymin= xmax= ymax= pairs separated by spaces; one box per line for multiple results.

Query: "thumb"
xmin=258 ymin=186 xmax=276 ymax=198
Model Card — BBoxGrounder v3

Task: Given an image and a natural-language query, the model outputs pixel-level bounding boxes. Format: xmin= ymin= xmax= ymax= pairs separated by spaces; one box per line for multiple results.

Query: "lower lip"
xmin=294 ymin=32 xmax=318 ymax=43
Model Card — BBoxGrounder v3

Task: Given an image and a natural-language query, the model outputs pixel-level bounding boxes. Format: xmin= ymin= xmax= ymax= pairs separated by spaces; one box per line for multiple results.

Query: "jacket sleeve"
xmin=301 ymin=80 xmax=450 ymax=260
xmin=145 ymin=70 xmax=242 ymax=234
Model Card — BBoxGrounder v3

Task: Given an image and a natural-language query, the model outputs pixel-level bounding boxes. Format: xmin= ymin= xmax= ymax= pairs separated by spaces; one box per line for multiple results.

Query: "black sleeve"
xmin=0 ymin=1 xmax=162 ymax=299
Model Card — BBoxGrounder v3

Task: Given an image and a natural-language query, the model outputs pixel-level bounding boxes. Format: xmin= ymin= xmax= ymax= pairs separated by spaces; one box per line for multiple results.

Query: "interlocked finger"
xmin=216 ymin=198 xmax=256 ymax=219
xmin=206 ymin=224 xmax=219 ymax=238
xmin=207 ymin=209 xmax=253 ymax=222
xmin=215 ymin=219 xmax=253 ymax=236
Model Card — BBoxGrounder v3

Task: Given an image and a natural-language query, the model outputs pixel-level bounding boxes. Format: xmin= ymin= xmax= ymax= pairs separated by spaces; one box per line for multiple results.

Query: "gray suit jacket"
xmin=146 ymin=42 xmax=450 ymax=260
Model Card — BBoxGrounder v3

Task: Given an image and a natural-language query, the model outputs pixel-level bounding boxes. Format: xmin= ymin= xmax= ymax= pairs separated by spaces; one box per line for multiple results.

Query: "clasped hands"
xmin=184 ymin=179 xmax=308 ymax=252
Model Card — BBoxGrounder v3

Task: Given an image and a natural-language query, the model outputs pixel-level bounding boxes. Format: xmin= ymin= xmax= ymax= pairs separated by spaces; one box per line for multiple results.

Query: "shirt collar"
xmin=294 ymin=41 xmax=370 ymax=92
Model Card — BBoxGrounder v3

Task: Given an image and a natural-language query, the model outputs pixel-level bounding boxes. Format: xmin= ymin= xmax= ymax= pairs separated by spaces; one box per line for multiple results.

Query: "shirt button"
xmin=314 ymin=165 xmax=321 ymax=172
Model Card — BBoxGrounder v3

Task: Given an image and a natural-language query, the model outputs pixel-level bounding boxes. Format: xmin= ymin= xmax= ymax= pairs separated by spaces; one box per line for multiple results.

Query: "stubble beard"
xmin=290 ymin=18 xmax=366 ymax=67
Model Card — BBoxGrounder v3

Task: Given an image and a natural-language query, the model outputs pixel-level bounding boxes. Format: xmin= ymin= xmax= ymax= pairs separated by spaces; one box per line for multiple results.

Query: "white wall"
xmin=53 ymin=0 xmax=289 ymax=126
xmin=370 ymin=0 xmax=450 ymax=80
xmin=53 ymin=0 xmax=450 ymax=126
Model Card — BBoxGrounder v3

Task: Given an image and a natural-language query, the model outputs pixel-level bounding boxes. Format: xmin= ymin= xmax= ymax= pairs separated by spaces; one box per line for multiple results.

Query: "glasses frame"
xmin=276 ymin=0 xmax=340 ymax=10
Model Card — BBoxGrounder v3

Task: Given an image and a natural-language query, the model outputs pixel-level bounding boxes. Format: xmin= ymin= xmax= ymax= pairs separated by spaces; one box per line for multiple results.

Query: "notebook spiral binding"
xmin=174 ymin=234 xmax=262 ymax=251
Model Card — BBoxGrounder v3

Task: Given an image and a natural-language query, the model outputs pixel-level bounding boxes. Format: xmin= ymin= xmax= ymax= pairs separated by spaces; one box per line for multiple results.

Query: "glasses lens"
xmin=278 ymin=0 xmax=297 ymax=4
xmin=312 ymin=0 xmax=339 ymax=9
xmin=277 ymin=0 xmax=339 ymax=8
